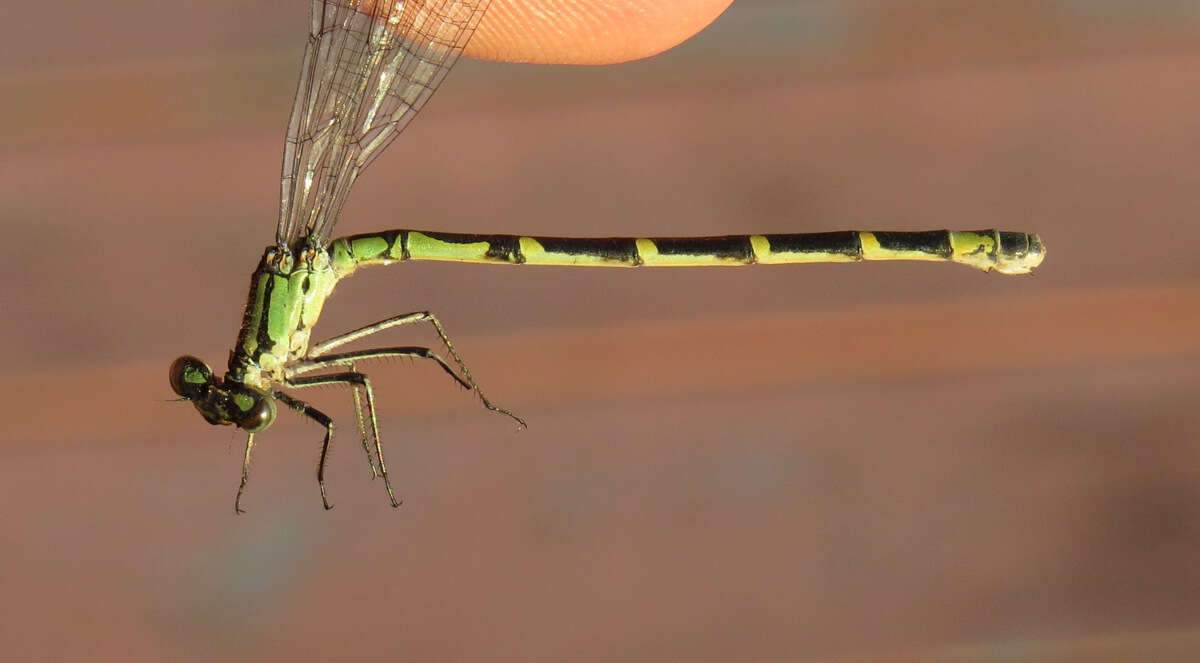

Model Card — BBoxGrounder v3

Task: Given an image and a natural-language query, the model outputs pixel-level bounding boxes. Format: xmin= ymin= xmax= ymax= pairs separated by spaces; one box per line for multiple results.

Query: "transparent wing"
xmin=278 ymin=0 xmax=491 ymax=249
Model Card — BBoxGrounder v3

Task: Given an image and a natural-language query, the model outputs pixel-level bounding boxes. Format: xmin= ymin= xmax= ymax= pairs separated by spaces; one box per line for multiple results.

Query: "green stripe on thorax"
xmin=229 ymin=246 xmax=342 ymax=389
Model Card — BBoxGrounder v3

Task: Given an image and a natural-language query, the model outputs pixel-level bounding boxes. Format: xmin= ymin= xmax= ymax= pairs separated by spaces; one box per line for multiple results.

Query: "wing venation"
xmin=278 ymin=0 xmax=490 ymax=249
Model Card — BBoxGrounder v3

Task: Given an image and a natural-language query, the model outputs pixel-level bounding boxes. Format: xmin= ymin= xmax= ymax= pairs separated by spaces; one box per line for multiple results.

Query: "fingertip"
xmin=467 ymin=0 xmax=734 ymax=65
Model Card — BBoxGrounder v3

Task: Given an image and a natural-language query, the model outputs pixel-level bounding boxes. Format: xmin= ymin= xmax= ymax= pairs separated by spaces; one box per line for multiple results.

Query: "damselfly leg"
xmin=236 ymin=434 xmax=256 ymax=515
xmin=271 ymin=313 xmax=525 ymax=508
xmin=279 ymin=374 xmax=372 ymax=510
xmin=233 ymin=390 xmax=337 ymax=513
xmin=304 ymin=311 xmax=527 ymax=428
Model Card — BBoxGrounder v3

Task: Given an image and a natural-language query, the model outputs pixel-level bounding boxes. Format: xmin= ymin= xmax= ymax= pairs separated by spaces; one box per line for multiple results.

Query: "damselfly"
xmin=170 ymin=0 xmax=1045 ymax=512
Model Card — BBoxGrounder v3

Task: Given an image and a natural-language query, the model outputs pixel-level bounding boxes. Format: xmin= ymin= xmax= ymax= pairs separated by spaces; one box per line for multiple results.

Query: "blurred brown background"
xmin=3 ymin=0 xmax=1200 ymax=660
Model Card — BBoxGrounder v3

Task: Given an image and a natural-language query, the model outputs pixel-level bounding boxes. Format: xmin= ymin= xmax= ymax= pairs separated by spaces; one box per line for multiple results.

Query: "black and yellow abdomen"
xmin=329 ymin=228 xmax=1044 ymax=275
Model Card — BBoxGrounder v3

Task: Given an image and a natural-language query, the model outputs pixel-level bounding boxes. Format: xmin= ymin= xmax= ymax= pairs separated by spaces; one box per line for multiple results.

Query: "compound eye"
xmin=169 ymin=356 xmax=213 ymax=401
xmin=233 ymin=392 xmax=276 ymax=433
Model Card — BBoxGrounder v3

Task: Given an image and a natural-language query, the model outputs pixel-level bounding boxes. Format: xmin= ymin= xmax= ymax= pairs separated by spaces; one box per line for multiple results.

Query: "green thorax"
xmin=227 ymin=245 xmax=346 ymax=390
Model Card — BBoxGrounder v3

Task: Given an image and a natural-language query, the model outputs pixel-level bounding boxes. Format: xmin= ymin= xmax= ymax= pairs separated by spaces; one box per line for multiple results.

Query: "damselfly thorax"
xmin=228 ymin=245 xmax=342 ymax=390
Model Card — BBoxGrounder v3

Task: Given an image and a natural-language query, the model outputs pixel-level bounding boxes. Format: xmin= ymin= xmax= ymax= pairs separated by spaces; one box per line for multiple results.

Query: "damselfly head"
xmin=170 ymin=356 xmax=277 ymax=433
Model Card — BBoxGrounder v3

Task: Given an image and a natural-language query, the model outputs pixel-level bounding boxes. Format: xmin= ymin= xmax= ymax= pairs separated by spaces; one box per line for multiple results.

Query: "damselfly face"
xmin=169 ymin=356 xmax=276 ymax=433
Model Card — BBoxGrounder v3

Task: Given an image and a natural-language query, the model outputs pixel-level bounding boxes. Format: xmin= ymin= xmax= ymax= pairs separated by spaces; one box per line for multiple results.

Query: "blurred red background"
xmin=2 ymin=1 xmax=1200 ymax=660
